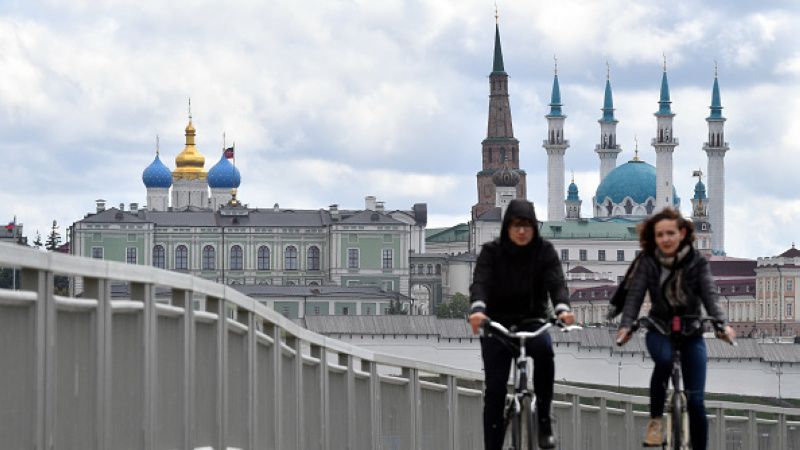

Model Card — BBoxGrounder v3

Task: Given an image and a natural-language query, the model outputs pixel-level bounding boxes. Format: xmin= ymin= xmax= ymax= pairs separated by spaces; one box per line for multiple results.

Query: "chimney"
xmin=376 ymin=201 xmax=385 ymax=213
xmin=119 ymin=203 xmax=125 ymax=211
xmin=96 ymin=199 xmax=106 ymax=213
xmin=130 ymin=203 xmax=138 ymax=212
xmin=365 ymin=195 xmax=376 ymax=211
xmin=329 ymin=204 xmax=339 ymax=221
xmin=273 ymin=203 xmax=279 ymax=212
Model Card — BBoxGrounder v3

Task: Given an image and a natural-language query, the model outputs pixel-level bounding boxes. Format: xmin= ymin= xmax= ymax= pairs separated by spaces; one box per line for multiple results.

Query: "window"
xmin=409 ymin=264 xmax=415 ymax=274
xmin=202 ymin=245 xmax=216 ymax=270
xmin=175 ymin=245 xmax=188 ymax=270
xmin=382 ymin=249 xmax=393 ymax=269
xmin=787 ymin=279 xmax=794 ymax=291
xmin=257 ymin=246 xmax=270 ymax=270
xmin=347 ymin=248 xmax=359 ymax=269
xmin=153 ymin=245 xmax=165 ymax=268
xmin=126 ymin=247 xmax=137 ymax=264
xmin=435 ymin=264 xmax=441 ymax=275
xmin=342 ymin=306 xmax=350 ymax=316
xmin=417 ymin=265 xmax=423 ymax=275
xmin=579 ymin=250 xmax=587 ymax=261
xmin=617 ymin=250 xmax=625 ymax=262
xmin=285 ymin=246 xmax=298 ymax=270
xmin=561 ymin=249 xmax=569 ymax=261
xmin=313 ymin=306 xmax=320 ymax=315
xmin=427 ymin=264 xmax=433 ymax=275
xmin=598 ymin=250 xmax=606 ymax=262
xmin=92 ymin=247 xmax=104 ymax=259
xmin=230 ymin=245 xmax=243 ymax=271
xmin=788 ymin=303 xmax=793 ymax=317
xmin=307 ymin=246 xmax=320 ymax=271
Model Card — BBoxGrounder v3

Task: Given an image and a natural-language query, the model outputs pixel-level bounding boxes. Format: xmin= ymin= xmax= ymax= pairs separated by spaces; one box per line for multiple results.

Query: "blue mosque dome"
xmin=566 ymin=181 xmax=579 ymax=201
xmin=142 ymin=154 xmax=173 ymax=188
xmin=207 ymin=152 xmax=241 ymax=189
xmin=693 ymin=180 xmax=707 ymax=200
xmin=595 ymin=159 xmax=678 ymax=206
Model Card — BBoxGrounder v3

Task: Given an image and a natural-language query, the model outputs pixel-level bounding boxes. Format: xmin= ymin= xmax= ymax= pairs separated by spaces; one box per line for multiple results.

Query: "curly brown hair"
xmin=637 ymin=208 xmax=695 ymax=255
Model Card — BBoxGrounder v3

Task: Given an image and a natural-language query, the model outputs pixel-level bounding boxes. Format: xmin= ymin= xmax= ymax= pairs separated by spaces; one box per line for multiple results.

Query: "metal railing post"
xmin=368 ymin=360 xmax=381 ymax=450
xmin=247 ymin=311 xmax=257 ymax=450
xmin=572 ymin=394 xmax=582 ymax=448
xmin=287 ymin=334 xmax=304 ymax=449
xmin=339 ymin=353 xmax=354 ymax=450
xmin=209 ymin=296 xmax=227 ymax=450
xmin=26 ymin=267 xmax=54 ymax=450
xmin=599 ymin=397 xmax=609 ymax=450
xmin=624 ymin=401 xmax=635 ymax=450
xmin=85 ymin=276 xmax=111 ymax=450
xmin=714 ymin=407 xmax=724 ymax=450
xmin=402 ymin=367 xmax=422 ymax=450
xmin=445 ymin=375 xmax=458 ymax=450
xmin=172 ymin=288 xmax=195 ymax=449
xmin=269 ymin=323 xmax=283 ymax=449
xmin=132 ymin=281 xmax=156 ymax=450
xmin=747 ymin=410 xmax=758 ymax=449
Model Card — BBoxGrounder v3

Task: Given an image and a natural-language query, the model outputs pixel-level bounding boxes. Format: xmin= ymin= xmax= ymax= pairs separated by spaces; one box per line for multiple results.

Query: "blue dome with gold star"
xmin=207 ymin=152 xmax=241 ymax=189
xmin=142 ymin=154 xmax=173 ymax=188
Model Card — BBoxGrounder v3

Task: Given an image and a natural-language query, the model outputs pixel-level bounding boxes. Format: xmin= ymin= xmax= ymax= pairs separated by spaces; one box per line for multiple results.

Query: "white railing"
xmin=0 ymin=242 xmax=798 ymax=449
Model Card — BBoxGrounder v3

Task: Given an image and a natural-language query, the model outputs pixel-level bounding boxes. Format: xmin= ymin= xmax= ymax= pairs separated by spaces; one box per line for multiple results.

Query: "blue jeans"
xmin=646 ymin=331 xmax=708 ymax=450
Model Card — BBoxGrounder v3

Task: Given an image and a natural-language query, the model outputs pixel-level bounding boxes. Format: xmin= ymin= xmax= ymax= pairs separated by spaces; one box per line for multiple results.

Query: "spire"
xmin=173 ymin=102 xmax=207 ymax=180
xmin=492 ymin=23 xmax=505 ymax=74
xmin=600 ymin=64 xmax=616 ymax=123
xmin=632 ymin=136 xmax=640 ymax=161
xmin=657 ymin=57 xmax=673 ymax=115
xmin=708 ymin=64 xmax=724 ymax=120
xmin=548 ymin=58 xmax=564 ymax=117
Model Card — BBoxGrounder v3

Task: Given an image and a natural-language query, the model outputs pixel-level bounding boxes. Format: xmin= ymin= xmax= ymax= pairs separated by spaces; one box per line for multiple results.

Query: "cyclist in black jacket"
xmin=616 ymin=208 xmax=735 ymax=449
xmin=468 ymin=199 xmax=574 ymax=450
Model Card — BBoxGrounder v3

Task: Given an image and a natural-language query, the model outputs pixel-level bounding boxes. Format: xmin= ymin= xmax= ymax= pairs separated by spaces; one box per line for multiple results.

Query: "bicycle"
xmin=623 ymin=315 xmax=735 ymax=450
xmin=482 ymin=318 xmax=581 ymax=450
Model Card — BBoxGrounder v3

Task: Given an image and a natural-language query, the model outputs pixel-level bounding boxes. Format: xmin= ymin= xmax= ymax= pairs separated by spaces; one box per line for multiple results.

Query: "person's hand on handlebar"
xmin=469 ymin=311 xmax=488 ymax=335
xmin=716 ymin=325 xmax=736 ymax=344
xmin=616 ymin=327 xmax=631 ymax=346
xmin=557 ymin=310 xmax=575 ymax=325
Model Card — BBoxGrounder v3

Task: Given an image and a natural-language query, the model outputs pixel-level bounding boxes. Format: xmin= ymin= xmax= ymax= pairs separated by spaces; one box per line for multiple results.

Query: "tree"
xmin=435 ymin=292 xmax=470 ymax=319
xmin=45 ymin=220 xmax=61 ymax=251
xmin=386 ymin=295 xmax=408 ymax=315
xmin=32 ymin=231 xmax=43 ymax=249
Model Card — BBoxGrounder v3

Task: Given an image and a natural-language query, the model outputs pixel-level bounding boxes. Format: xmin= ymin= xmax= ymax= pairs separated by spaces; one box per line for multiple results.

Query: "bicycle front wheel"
xmin=522 ymin=396 xmax=535 ymax=450
xmin=671 ymin=392 xmax=683 ymax=450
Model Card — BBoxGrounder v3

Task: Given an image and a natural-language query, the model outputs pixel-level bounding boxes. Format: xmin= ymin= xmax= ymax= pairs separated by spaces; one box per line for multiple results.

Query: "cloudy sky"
xmin=0 ymin=0 xmax=797 ymax=258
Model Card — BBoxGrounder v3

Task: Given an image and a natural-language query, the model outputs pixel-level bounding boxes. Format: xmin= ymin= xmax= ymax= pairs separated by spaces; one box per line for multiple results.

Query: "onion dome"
xmin=693 ymin=180 xmax=707 ymax=200
xmin=173 ymin=114 xmax=207 ymax=181
xmin=566 ymin=181 xmax=579 ymax=201
xmin=142 ymin=153 xmax=173 ymax=188
xmin=492 ymin=166 xmax=520 ymax=187
xmin=207 ymin=152 xmax=241 ymax=188
xmin=596 ymin=159 xmax=678 ymax=205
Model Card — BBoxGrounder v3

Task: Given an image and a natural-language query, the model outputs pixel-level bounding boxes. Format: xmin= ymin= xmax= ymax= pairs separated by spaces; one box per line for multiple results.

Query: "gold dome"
xmin=173 ymin=118 xmax=207 ymax=181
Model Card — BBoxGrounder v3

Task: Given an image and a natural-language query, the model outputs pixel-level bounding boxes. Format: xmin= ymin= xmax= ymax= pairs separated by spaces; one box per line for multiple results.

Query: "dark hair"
xmin=638 ymin=207 xmax=695 ymax=255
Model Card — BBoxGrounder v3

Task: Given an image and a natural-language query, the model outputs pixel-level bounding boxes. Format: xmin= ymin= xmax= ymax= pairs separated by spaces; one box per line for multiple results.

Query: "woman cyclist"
xmin=468 ymin=199 xmax=574 ymax=450
xmin=616 ymin=208 xmax=735 ymax=449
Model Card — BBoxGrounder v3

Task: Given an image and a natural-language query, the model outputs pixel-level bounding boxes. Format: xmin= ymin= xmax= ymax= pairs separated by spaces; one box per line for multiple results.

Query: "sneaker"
xmin=643 ymin=417 xmax=664 ymax=447
xmin=537 ymin=416 xmax=557 ymax=449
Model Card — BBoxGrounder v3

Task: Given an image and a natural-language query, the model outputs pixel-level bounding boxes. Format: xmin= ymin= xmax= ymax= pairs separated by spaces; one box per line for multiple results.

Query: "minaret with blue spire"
xmin=595 ymin=63 xmax=622 ymax=181
xmin=142 ymin=136 xmax=172 ymax=211
xmin=652 ymin=56 xmax=679 ymax=211
xmin=543 ymin=56 xmax=569 ymax=221
xmin=565 ymin=173 xmax=581 ymax=220
xmin=703 ymin=64 xmax=729 ymax=254
xmin=473 ymin=13 xmax=525 ymax=219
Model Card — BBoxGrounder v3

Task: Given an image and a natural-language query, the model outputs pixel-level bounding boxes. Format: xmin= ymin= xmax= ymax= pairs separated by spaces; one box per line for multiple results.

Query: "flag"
xmin=692 ymin=170 xmax=703 ymax=178
xmin=4 ymin=222 xmax=13 ymax=231
xmin=224 ymin=146 xmax=234 ymax=159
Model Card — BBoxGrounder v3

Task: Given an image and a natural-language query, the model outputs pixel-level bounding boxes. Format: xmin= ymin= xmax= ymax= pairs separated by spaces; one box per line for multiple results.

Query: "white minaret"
xmin=703 ymin=66 xmax=728 ymax=254
xmin=595 ymin=63 xmax=622 ymax=181
xmin=543 ymin=59 xmax=569 ymax=221
xmin=653 ymin=59 xmax=678 ymax=211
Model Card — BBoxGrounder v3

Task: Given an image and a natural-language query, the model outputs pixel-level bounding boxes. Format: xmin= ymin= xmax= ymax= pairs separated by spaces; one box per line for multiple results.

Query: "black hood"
xmin=500 ymin=199 xmax=540 ymax=246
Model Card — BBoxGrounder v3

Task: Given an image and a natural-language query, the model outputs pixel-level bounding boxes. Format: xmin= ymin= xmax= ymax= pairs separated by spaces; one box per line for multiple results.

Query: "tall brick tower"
xmin=472 ymin=21 xmax=526 ymax=219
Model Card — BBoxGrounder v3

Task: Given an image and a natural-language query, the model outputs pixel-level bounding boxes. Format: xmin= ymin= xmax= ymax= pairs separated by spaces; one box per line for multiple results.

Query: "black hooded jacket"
xmin=469 ymin=199 xmax=570 ymax=327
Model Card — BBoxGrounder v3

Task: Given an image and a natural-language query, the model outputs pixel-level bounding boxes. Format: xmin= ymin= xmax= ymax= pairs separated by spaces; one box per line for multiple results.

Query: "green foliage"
xmin=386 ymin=296 xmax=407 ymax=315
xmin=435 ymin=292 xmax=470 ymax=318
xmin=45 ymin=220 xmax=61 ymax=251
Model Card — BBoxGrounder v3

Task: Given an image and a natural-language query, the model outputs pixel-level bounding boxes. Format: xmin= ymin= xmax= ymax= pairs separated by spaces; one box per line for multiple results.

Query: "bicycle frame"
xmin=483 ymin=319 xmax=581 ymax=450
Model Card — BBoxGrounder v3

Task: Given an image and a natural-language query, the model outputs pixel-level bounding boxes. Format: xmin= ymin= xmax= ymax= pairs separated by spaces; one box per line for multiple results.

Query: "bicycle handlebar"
xmin=481 ymin=317 xmax=582 ymax=341
xmin=621 ymin=316 xmax=736 ymax=346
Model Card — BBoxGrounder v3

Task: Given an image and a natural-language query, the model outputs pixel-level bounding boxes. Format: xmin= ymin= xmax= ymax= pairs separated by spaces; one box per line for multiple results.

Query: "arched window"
xmin=175 ymin=245 xmax=188 ymax=270
xmin=426 ymin=264 xmax=433 ymax=275
xmin=417 ymin=265 xmax=424 ymax=275
xmin=257 ymin=246 xmax=270 ymax=271
xmin=435 ymin=264 xmax=441 ymax=275
xmin=202 ymin=245 xmax=216 ymax=270
xmin=307 ymin=246 xmax=320 ymax=271
xmin=285 ymin=246 xmax=298 ymax=270
xmin=230 ymin=245 xmax=243 ymax=271
xmin=153 ymin=245 xmax=166 ymax=269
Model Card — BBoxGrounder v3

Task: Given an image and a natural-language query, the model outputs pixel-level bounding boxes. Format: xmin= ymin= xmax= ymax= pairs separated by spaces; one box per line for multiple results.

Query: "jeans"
xmin=646 ymin=331 xmax=708 ymax=450
xmin=480 ymin=330 xmax=554 ymax=450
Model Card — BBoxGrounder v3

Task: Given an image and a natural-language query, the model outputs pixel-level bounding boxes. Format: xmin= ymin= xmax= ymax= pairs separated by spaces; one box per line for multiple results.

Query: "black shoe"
xmin=537 ymin=417 xmax=557 ymax=449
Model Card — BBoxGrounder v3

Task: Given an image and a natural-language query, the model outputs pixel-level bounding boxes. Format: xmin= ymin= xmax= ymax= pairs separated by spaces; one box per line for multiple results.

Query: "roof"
xmin=779 ymin=245 xmax=800 ymax=258
xmin=338 ymin=210 xmax=404 ymax=225
xmin=492 ymin=23 xmax=505 ymax=74
xmin=708 ymin=258 xmax=756 ymax=277
xmin=600 ymin=78 xmax=616 ymax=123
xmin=80 ymin=208 xmax=150 ymax=224
xmin=595 ymin=159 xmax=679 ymax=206
xmin=568 ymin=265 xmax=594 ymax=274
xmin=538 ymin=219 xmax=640 ymax=240
xmin=234 ymin=284 xmax=410 ymax=301
xmin=547 ymin=74 xmax=564 ymax=117
xmin=426 ymin=223 xmax=469 ymax=243
xmin=570 ymin=285 xmax=615 ymax=302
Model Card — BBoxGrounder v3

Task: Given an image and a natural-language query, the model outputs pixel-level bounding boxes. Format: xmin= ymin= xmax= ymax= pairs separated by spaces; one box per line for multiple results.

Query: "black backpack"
xmin=607 ymin=253 xmax=643 ymax=320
